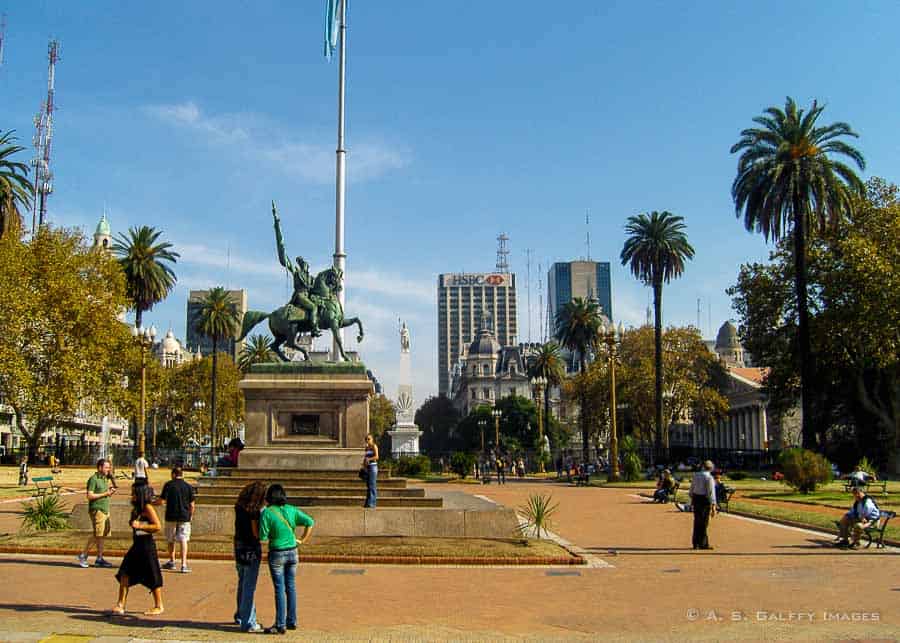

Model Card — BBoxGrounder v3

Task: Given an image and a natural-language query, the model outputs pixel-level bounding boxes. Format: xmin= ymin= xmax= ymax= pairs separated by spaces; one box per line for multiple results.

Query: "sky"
xmin=2 ymin=1 xmax=900 ymax=404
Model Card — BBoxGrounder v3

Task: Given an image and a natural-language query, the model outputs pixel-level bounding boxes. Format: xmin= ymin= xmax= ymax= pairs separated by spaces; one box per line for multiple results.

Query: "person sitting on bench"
xmin=713 ymin=470 xmax=728 ymax=509
xmin=653 ymin=469 xmax=676 ymax=502
xmin=836 ymin=486 xmax=880 ymax=549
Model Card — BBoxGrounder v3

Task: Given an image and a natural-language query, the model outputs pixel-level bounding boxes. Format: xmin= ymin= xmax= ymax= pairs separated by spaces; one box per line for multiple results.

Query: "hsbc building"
xmin=438 ymin=272 xmax=518 ymax=395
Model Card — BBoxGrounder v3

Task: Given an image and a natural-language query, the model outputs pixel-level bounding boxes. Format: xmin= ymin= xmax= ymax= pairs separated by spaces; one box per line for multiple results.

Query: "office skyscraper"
xmin=437 ymin=273 xmax=518 ymax=396
xmin=547 ymin=261 xmax=612 ymax=332
xmin=186 ymin=289 xmax=248 ymax=361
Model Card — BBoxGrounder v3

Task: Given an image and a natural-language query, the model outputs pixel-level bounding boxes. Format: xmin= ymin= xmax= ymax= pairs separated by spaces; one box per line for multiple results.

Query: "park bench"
xmin=32 ymin=475 xmax=60 ymax=498
xmin=717 ymin=486 xmax=736 ymax=512
xmin=843 ymin=479 xmax=888 ymax=495
xmin=833 ymin=510 xmax=896 ymax=549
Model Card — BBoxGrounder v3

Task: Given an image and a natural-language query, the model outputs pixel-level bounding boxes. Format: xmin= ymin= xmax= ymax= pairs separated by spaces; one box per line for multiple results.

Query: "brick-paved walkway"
xmin=0 ymin=482 xmax=897 ymax=641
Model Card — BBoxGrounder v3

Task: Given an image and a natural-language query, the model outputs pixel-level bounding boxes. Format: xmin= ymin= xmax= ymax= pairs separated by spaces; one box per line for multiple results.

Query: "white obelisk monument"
xmin=388 ymin=321 xmax=422 ymax=456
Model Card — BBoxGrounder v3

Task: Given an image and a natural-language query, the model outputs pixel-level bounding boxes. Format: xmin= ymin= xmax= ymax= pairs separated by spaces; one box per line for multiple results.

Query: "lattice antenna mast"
xmin=32 ymin=40 xmax=60 ymax=232
xmin=0 ymin=14 xmax=7 ymax=68
xmin=585 ymin=210 xmax=591 ymax=261
xmin=496 ymin=232 xmax=510 ymax=272
xmin=537 ymin=262 xmax=544 ymax=342
xmin=525 ymin=248 xmax=532 ymax=342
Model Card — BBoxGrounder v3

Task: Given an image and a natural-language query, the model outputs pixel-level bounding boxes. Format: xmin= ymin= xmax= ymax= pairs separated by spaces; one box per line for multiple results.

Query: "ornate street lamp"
xmin=530 ymin=375 xmax=547 ymax=472
xmin=492 ymin=408 xmax=502 ymax=449
xmin=478 ymin=418 xmax=487 ymax=453
xmin=131 ymin=324 xmax=157 ymax=456
xmin=600 ymin=318 xmax=624 ymax=482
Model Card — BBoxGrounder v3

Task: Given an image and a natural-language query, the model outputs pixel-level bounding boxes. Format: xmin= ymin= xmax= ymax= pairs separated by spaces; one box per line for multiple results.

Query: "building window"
xmin=471 ymin=389 xmax=476 ymax=399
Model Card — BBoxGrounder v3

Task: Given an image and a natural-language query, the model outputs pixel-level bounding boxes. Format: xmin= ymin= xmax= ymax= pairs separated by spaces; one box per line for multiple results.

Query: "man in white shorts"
xmin=153 ymin=466 xmax=196 ymax=572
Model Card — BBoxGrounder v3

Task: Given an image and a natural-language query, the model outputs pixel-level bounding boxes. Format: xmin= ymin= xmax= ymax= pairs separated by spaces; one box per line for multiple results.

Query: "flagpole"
xmin=332 ymin=0 xmax=347 ymax=361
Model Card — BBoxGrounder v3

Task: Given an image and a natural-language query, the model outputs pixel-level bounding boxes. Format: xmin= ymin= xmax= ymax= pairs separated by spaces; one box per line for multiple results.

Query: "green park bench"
xmin=32 ymin=475 xmax=60 ymax=498
xmin=843 ymin=479 xmax=889 ymax=495
xmin=833 ymin=510 xmax=896 ymax=549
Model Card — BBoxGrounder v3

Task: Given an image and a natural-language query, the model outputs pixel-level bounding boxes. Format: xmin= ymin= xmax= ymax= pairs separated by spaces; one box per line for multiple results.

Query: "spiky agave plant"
xmin=21 ymin=493 xmax=69 ymax=532
xmin=517 ymin=493 xmax=559 ymax=539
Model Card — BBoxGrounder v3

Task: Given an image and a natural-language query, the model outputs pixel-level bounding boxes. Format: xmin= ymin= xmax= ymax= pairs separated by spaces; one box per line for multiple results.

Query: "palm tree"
xmin=527 ymin=341 xmax=565 ymax=437
xmin=731 ymin=97 xmax=865 ymax=449
xmin=555 ymin=297 xmax=603 ymax=463
xmin=193 ymin=286 xmax=242 ymax=464
xmin=620 ymin=211 xmax=694 ymax=457
xmin=238 ymin=333 xmax=275 ymax=372
xmin=113 ymin=226 xmax=179 ymax=328
xmin=0 ymin=131 xmax=34 ymax=239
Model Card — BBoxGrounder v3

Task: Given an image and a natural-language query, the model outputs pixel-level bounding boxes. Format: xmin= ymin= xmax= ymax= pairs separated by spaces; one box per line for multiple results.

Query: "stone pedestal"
xmin=238 ymin=362 xmax=374 ymax=471
xmin=387 ymin=421 xmax=422 ymax=457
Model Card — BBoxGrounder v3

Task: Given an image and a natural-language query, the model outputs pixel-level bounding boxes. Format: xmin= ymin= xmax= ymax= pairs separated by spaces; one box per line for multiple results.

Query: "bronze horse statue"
xmin=238 ymin=267 xmax=364 ymax=361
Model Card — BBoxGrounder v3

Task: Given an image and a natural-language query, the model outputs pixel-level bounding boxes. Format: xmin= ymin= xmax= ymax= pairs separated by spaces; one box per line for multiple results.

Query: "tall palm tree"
xmin=620 ymin=211 xmax=694 ymax=457
xmin=113 ymin=226 xmax=179 ymax=328
xmin=238 ymin=333 xmax=275 ymax=372
xmin=0 ymin=131 xmax=34 ymax=239
xmin=555 ymin=297 xmax=603 ymax=463
xmin=731 ymin=97 xmax=865 ymax=449
xmin=193 ymin=286 xmax=242 ymax=463
xmin=527 ymin=340 xmax=565 ymax=435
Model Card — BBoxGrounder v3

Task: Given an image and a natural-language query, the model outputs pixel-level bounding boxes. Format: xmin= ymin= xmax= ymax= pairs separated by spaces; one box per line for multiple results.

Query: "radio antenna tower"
xmin=585 ymin=210 xmax=591 ymax=261
xmin=31 ymin=39 xmax=60 ymax=233
xmin=525 ymin=248 xmax=533 ymax=342
xmin=537 ymin=262 xmax=544 ymax=342
xmin=496 ymin=232 xmax=510 ymax=273
xmin=0 ymin=14 xmax=7 ymax=68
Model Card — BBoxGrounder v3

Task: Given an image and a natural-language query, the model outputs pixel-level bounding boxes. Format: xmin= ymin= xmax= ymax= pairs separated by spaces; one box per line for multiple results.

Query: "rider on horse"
xmin=273 ymin=202 xmax=321 ymax=336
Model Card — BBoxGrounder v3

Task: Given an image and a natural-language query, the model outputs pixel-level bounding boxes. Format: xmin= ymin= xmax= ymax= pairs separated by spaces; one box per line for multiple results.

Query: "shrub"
xmin=21 ymin=493 xmax=69 ymax=532
xmin=518 ymin=493 xmax=559 ymax=539
xmin=777 ymin=448 xmax=833 ymax=493
xmin=855 ymin=456 xmax=876 ymax=476
xmin=727 ymin=471 xmax=747 ymax=481
xmin=450 ymin=452 xmax=476 ymax=478
xmin=621 ymin=436 xmax=643 ymax=482
xmin=394 ymin=455 xmax=431 ymax=477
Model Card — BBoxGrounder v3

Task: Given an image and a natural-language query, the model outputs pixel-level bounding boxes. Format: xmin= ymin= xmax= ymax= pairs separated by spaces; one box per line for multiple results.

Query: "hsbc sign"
xmin=442 ymin=273 xmax=509 ymax=287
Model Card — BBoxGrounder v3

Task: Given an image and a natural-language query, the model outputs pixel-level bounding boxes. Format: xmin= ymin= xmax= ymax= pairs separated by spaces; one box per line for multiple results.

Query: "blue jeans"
xmin=234 ymin=546 xmax=261 ymax=630
xmin=365 ymin=464 xmax=378 ymax=508
xmin=268 ymin=547 xmax=298 ymax=629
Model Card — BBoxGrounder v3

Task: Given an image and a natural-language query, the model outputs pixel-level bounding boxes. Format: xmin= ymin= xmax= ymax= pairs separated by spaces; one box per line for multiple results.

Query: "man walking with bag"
xmin=690 ymin=460 xmax=717 ymax=550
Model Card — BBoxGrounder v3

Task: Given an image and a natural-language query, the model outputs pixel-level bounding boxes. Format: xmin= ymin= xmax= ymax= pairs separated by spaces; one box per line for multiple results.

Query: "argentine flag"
xmin=324 ymin=0 xmax=343 ymax=60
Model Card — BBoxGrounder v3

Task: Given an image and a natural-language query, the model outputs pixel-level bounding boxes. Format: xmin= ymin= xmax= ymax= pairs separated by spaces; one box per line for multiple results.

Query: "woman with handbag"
xmin=259 ymin=484 xmax=314 ymax=634
xmin=233 ymin=481 xmax=268 ymax=633
xmin=363 ymin=433 xmax=379 ymax=508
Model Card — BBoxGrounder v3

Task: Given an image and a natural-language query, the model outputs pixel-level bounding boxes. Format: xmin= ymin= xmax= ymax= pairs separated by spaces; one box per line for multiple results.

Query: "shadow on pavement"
xmin=0 ymin=557 xmax=93 ymax=568
xmin=0 ymin=603 xmax=232 ymax=633
xmin=583 ymin=545 xmax=897 ymax=556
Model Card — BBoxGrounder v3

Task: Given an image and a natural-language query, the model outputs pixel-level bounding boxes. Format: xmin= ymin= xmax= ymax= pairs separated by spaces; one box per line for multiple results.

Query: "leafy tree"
xmin=0 ymin=131 xmax=33 ymax=239
xmin=560 ymin=359 xmax=610 ymax=454
xmin=192 ymin=286 xmax=242 ymax=459
xmin=0 ymin=227 xmax=132 ymax=456
xmin=495 ymin=394 xmax=539 ymax=448
xmin=620 ymin=211 xmax=695 ymax=457
xmin=620 ymin=435 xmax=643 ymax=482
xmin=238 ymin=333 xmax=274 ymax=372
xmin=369 ymin=393 xmax=397 ymax=439
xmin=555 ymin=297 xmax=603 ymax=462
xmin=455 ymin=405 xmax=495 ymax=452
xmin=113 ymin=226 xmax=179 ymax=328
xmin=415 ymin=395 xmax=460 ymax=454
xmin=730 ymin=97 xmax=865 ymax=449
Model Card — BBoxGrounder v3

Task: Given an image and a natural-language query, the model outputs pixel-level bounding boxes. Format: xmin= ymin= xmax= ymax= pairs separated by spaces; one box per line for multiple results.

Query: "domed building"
xmin=714 ymin=321 xmax=747 ymax=367
xmin=449 ymin=314 xmax=533 ymax=416
xmin=153 ymin=328 xmax=202 ymax=368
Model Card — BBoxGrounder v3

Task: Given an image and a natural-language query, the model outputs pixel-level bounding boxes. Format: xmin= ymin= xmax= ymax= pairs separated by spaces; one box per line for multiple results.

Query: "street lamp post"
xmin=131 ymin=325 xmax=157 ymax=456
xmin=531 ymin=375 xmax=547 ymax=473
xmin=478 ymin=418 xmax=487 ymax=453
xmin=601 ymin=319 xmax=623 ymax=482
xmin=492 ymin=408 xmax=502 ymax=449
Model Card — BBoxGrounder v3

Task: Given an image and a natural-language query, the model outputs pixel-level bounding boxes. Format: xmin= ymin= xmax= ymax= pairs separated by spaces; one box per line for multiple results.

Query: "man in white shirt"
xmin=689 ymin=460 xmax=717 ymax=550
xmin=133 ymin=450 xmax=149 ymax=485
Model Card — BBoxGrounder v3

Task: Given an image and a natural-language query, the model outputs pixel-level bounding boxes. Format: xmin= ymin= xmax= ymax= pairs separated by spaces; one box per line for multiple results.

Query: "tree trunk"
xmin=653 ymin=280 xmax=664 ymax=463
xmin=792 ymin=195 xmax=816 ymax=449
xmin=211 ymin=336 xmax=218 ymax=466
xmin=580 ymin=356 xmax=589 ymax=464
xmin=135 ymin=308 xmax=143 ymax=330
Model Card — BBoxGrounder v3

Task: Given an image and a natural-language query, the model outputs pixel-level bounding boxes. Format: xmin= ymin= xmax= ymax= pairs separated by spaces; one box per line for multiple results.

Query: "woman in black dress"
xmin=113 ymin=483 xmax=164 ymax=615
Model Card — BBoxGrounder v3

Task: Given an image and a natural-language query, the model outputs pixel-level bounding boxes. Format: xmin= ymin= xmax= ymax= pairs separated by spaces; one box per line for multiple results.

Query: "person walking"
xmin=154 ymin=466 xmax=196 ymax=573
xmin=259 ymin=484 xmax=315 ymax=634
xmin=362 ymin=434 xmax=379 ymax=508
xmin=133 ymin=450 xmax=149 ymax=486
xmin=17 ymin=455 xmax=28 ymax=486
xmin=78 ymin=459 xmax=117 ymax=568
xmin=689 ymin=460 xmax=717 ymax=550
xmin=233 ymin=481 xmax=268 ymax=633
xmin=112 ymin=483 xmax=164 ymax=615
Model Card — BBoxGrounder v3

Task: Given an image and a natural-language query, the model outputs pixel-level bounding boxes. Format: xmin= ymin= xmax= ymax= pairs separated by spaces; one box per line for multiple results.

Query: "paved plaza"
xmin=0 ymin=482 xmax=897 ymax=641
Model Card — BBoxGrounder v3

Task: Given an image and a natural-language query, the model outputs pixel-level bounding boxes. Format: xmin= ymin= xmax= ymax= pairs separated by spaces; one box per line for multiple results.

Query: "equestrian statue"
xmin=237 ymin=202 xmax=364 ymax=361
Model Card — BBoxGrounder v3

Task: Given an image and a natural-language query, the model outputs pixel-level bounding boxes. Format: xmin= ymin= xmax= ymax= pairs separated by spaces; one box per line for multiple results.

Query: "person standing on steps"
xmin=259 ymin=484 xmax=315 ymax=634
xmin=153 ymin=466 xmax=196 ymax=573
xmin=689 ymin=460 xmax=717 ymax=550
xmin=78 ymin=459 xmax=117 ymax=568
xmin=363 ymin=434 xmax=379 ymax=508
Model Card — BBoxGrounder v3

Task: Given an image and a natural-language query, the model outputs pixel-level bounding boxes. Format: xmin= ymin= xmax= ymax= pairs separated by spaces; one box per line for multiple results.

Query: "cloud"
xmin=144 ymin=101 xmax=409 ymax=184
xmin=347 ymin=268 xmax=433 ymax=304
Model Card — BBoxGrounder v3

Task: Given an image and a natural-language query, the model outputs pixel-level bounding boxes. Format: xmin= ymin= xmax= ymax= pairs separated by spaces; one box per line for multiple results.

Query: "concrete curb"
xmin=0 ymin=545 xmax=584 ymax=567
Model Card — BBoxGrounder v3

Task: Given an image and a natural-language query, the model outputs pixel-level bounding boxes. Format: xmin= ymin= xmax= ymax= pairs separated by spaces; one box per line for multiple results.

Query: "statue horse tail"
xmin=238 ymin=310 xmax=270 ymax=342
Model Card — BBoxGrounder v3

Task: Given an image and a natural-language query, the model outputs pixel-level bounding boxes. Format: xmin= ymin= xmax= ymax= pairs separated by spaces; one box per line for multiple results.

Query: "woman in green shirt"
xmin=258 ymin=484 xmax=314 ymax=634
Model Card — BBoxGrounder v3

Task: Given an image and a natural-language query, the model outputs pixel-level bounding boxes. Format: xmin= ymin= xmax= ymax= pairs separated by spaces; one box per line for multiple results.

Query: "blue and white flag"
xmin=324 ymin=0 xmax=342 ymax=60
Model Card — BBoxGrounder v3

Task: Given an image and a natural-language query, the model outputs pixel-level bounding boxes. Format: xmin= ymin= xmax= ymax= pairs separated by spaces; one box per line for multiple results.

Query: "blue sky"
xmin=3 ymin=1 xmax=899 ymax=403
